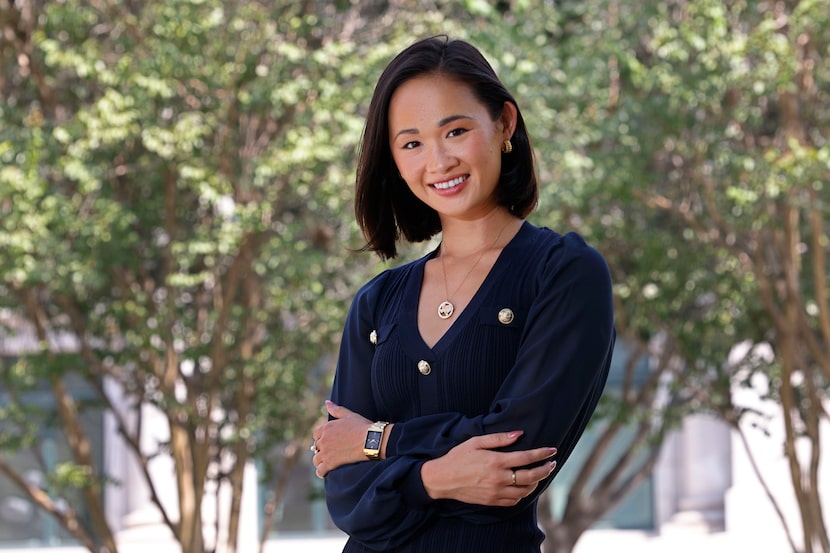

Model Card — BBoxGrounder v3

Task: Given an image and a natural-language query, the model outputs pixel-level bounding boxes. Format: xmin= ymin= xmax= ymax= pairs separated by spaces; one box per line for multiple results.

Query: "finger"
xmin=498 ymin=484 xmax=537 ymax=506
xmin=502 ymin=446 xmax=557 ymax=468
xmin=512 ymin=484 xmax=540 ymax=502
xmin=312 ymin=418 xmax=328 ymax=440
xmin=518 ymin=460 xmax=557 ymax=486
xmin=325 ymin=400 xmax=354 ymax=419
xmin=509 ymin=469 xmax=537 ymax=488
xmin=468 ymin=430 xmax=524 ymax=450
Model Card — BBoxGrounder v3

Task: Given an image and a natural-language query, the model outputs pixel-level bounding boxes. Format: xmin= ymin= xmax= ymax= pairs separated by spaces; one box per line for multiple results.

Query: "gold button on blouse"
xmin=498 ymin=308 xmax=515 ymax=325
xmin=417 ymin=360 xmax=432 ymax=376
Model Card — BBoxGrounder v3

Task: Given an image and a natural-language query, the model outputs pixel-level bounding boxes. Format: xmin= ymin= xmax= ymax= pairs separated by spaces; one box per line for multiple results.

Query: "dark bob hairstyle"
xmin=355 ymin=35 xmax=538 ymax=260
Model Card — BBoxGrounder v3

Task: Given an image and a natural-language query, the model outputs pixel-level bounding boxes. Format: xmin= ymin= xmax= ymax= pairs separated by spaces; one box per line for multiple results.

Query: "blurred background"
xmin=1 ymin=1 xmax=828 ymax=552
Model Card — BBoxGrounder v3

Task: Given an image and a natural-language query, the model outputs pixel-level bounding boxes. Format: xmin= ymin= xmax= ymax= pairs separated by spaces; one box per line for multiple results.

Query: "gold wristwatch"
xmin=363 ymin=421 xmax=389 ymax=460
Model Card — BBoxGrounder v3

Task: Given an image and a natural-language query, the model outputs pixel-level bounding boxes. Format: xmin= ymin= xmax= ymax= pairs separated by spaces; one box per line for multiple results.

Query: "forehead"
xmin=388 ymin=74 xmax=487 ymax=129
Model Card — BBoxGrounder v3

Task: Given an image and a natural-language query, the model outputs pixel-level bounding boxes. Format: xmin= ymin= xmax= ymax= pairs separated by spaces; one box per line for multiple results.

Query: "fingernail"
xmin=507 ymin=430 xmax=524 ymax=439
xmin=548 ymin=460 xmax=557 ymax=471
xmin=325 ymin=400 xmax=333 ymax=407
xmin=548 ymin=447 xmax=557 ymax=456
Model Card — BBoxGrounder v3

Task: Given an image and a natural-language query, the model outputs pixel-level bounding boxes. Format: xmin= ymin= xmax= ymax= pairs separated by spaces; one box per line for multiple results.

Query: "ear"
xmin=499 ymin=101 xmax=518 ymax=140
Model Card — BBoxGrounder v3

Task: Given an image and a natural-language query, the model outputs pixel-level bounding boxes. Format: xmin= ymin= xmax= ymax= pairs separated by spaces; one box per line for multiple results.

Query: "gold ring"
xmin=511 ymin=470 xmax=517 ymax=486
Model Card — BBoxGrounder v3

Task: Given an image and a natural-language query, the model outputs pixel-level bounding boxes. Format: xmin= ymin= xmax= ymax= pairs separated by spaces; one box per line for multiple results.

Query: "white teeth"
xmin=433 ymin=175 xmax=466 ymax=190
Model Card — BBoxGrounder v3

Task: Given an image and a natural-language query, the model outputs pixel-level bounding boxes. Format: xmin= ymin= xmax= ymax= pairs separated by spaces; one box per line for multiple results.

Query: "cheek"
xmin=390 ymin=151 xmax=404 ymax=173
xmin=391 ymin=156 xmax=416 ymax=186
xmin=393 ymin=154 xmax=420 ymax=181
xmin=402 ymin=176 xmax=425 ymax=199
xmin=397 ymin=170 xmax=428 ymax=201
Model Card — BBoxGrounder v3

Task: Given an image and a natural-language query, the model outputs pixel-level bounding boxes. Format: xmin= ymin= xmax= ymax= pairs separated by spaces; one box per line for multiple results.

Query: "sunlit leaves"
xmin=1 ymin=5 xmax=472 ymax=545
xmin=3 ymin=0 xmax=824 ymax=546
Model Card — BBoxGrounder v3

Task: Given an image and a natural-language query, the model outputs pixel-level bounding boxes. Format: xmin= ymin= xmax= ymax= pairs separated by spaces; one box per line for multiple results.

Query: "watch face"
xmin=365 ymin=430 xmax=382 ymax=449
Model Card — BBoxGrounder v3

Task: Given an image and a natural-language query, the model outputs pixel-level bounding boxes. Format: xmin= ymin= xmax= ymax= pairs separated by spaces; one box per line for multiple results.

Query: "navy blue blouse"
xmin=325 ymin=222 xmax=616 ymax=553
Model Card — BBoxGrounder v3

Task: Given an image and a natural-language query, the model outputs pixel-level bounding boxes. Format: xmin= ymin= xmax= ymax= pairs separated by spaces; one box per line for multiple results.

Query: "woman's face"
xmin=388 ymin=73 xmax=516 ymax=221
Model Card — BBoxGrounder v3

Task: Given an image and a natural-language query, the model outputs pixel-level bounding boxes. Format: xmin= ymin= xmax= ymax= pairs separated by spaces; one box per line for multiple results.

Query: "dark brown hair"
xmin=355 ymin=36 xmax=538 ymax=260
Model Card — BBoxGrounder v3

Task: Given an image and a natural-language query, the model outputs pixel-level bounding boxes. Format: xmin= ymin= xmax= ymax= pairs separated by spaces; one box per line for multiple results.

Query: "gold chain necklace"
xmin=438 ymin=220 xmax=512 ymax=320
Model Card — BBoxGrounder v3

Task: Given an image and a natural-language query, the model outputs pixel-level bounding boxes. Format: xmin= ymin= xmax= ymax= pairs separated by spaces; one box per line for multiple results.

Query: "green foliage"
xmin=481 ymin=0 xmax=830 ymax=407
xmin=2 ymin=0 xmax=828 ymax=549
xmin=0 ymin=0 xmax=471 ymax=548
xmin=52 ymin=462 xmax=94 ymax=491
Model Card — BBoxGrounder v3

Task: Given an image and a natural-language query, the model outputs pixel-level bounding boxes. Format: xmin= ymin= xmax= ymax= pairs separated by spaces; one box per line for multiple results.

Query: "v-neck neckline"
xmin=401 ymin=221 xmax=528 ymax=358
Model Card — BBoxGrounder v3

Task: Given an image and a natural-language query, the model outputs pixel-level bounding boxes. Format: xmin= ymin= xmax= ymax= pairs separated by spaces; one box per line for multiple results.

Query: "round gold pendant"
xmin=438 ymin=301 xmax=454 ymax=319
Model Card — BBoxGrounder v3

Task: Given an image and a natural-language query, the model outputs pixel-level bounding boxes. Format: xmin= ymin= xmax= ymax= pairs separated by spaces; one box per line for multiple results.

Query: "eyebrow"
xmin=392 ymin=114 xmax=474 ymax=140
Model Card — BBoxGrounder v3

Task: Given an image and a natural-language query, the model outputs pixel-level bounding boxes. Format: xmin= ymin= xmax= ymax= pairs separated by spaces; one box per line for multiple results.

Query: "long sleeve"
xmin=385 ymin=233 xmax=615 ymax=520
xmin=323 ymin=271 xmax=439 ymax=550
xmin=323 ymin=229 xmax=616 ymax=547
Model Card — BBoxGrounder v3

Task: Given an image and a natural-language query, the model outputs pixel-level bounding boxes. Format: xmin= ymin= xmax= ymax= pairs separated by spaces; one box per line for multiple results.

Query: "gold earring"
xmin=501 ymin=139 xmax=513 ymax=154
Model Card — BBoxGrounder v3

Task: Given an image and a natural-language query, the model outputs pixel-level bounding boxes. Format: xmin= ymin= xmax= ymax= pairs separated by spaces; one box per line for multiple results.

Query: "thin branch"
xmin=52 ymin=294 xmax=181 ymax=536
xmin=807 ymin=189 xmax=830 ymax=379
xmin=17 ymin=287 xmax=118 ymax=552
xmin=734 ymin=421 xmax=800 ymax=553
xmin=257 ymin=439 xmax=308 ymax=553
xmin=0 ymin=457 xmax=99 ymax=552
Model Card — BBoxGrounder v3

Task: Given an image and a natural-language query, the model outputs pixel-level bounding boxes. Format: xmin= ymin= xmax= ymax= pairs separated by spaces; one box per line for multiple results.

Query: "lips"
xmin=431 ymin=174 xmax=469 ymax=191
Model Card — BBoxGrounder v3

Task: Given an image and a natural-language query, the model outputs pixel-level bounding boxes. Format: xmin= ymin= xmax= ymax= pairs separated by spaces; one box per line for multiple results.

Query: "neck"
xmin=438 ymin=209 xmax=519 ymax=259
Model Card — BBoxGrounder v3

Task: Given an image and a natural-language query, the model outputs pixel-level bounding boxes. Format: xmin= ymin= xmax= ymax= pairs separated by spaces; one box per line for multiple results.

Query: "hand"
xmin=420 ymin=431 xmax=556 ymax=507
xmin=312 ymin=401 xmax=375 ymax=478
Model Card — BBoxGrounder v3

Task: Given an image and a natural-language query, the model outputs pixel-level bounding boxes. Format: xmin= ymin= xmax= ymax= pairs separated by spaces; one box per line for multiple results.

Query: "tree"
xmin=453 ymin=3 xmax=717 ymax=551
xmin=0 ymin=1 xmax=458 ymax=551
xmin=628 ymin=2 xmax=830 ymax=550
xmin=461 ymin=1 xmax=829 ymax=552
xmin=2 ymin=2 xmax=677 ymax=549
xmin=5 ymin=1 xmax=825 ymax=552
xmin=512 ymin=0 xmax=830 ymax=551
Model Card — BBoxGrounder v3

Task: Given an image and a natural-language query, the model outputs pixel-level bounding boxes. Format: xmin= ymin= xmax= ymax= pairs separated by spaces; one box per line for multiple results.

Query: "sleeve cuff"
xmin=400 ymin=458 xmax=432 ymax=508
xmin=385 ymin=420 xmax=402 ymax=457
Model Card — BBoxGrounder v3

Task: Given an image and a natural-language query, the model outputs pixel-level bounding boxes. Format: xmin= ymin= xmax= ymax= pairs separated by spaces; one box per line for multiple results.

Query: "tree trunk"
xmin=0 ymin=457 xmax=102 ymax=552
xmin=20 ymin=289 xmax=119 ymax=553
xmin=51 ymin=377 xmax=119 ymax=553
xmin=755 ymin=197 xmax=830 ymax=553
xmin=538 ymin=494 xmax=584 ymax=553
xmin=170 ymin=421 xmax=205 ymax=553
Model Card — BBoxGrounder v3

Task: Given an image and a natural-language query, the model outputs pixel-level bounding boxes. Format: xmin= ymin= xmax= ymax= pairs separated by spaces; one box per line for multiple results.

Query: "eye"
xmin=402 ymin=140 xmax=421 ymax=150
xmin=447 ymin=128 xmax=468 ymax=138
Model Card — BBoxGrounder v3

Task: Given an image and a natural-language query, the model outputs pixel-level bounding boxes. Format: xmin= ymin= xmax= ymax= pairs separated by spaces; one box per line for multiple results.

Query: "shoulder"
xmin=350 ymin=250 xmax=432 ymax=319
xmin=516 ymin=222 xmax=609 ymax=274
xmin=509 ymin=224 xmax=614 ymax=328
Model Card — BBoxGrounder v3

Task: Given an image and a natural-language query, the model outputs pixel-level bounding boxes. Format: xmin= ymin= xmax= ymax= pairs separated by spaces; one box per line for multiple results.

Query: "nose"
xmin=427 ymin=143 xmax=457 ymax=173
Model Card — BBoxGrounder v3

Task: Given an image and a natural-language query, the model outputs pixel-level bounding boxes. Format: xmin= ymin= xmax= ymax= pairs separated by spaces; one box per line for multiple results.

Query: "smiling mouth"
xmin=431 ymin=175 xmax=469 ymax=190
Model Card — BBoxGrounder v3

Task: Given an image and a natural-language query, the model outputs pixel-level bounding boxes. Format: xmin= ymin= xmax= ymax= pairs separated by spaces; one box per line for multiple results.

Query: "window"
xmin=0 ymin=361 xmax=104 ymax=548
xmin=549 ymin=341 xmax=655 ymax=530
xmin=260 ymin=460 xmax=338 ymax=536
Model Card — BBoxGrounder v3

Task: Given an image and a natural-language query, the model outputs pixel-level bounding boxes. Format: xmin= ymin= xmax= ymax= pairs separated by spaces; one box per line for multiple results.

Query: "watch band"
xmin=363 ymin=421 xmax=389 ymax=460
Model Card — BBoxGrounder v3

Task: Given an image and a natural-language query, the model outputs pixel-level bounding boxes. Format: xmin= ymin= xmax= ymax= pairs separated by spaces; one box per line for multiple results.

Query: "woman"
xmin=311 ymin=36 xmax=615 ymax=553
